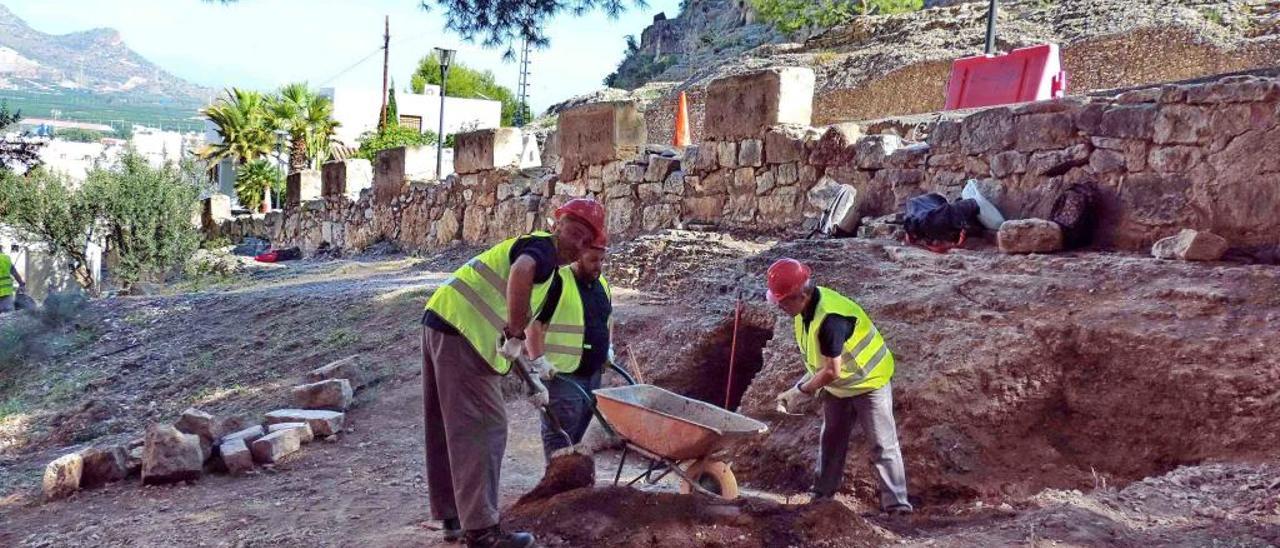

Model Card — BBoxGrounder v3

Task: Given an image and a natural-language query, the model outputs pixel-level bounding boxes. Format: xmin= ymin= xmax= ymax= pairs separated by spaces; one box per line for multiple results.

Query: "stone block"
xmin=557 ymin=101 xmax=647 ymax=180
xmin=637 ymin=182 xmax=664 ymax=203
xmin=717 ymin=141 xmax=737 ymax=169
xmin=142 ymin=424 xmax=203 ymax=485
xmin=222 ymin=425 xmax=267 ymax=445
xmin=373 ymin=147 xmax=407 ymax=206
xmin=455 ymin=128 xmax=524 ymax=174
xmin=1015 ymin=112 xmax=1077 ymax=152
xmin=202 ymin=194 xmax=232 ymax=229
xmin=663 ymin=171 xmax=685 ymax=195
xmin=755 ymin=170 xmax=776 ymax=195
xmin=292 ymin=379 xmax=354 ymax=411
xmin=737 ymin=139 xmax=763 ymax=167
xmin=622 ymin=164 xmax=647 ymax=183
xmin=250 ymin=429 xmax=303 ymax=464
xmin=602 ymin=161 xmax=624 ymax=185
xmin=809 ymin=123 xmax=861 ymax=166
xmin=1096 ymin=105 xmax=1157 ymax=139
xmin=645 ymin=155 xmax=679 ymax=182
xmin=1088 ymin=149 xmax=1126 ymax=174
xmin=307 ymin=355 xmax=370 ymax=389
xmin=757 ymin=186 xmax=800 ymax=224
xmin=268 ymin=422 xmax=315 ymax=444
xmin=219 ymin=438 xmax=254 ymax=475
xmin=1153 ymin=105 xmax=1210 ymax=145
xmin=607 ymin=197 xmax=636 ymax=234
xmin=855 ymin=134 xmax=903 ymax=169
xmin=960 ymin=107 xmax=1015 ymax=155
xmin=264 ymin=409 xmax=346 ymax=437
xmin=764 ymin=126 xmax=809 ymax=164
xmin=1028 ymin=144 xmax=1091 ymax=177
xmin=683 ymin=196 xmax=726 ymax=223
xmin=322 ymin=159 xmax=374 ymax=200
xmin=688 ymin=144 xmax=717 ymax=173
xmin=887 ymin=143 xmax=929 ymax=168
xmin=1151 ymin=229 xmax=1228 ymax=261
xmin=704 ymin=68 xmax=816 ymax=140
xmin=80 ymin=445 xmax=129 ymax=489
xmin=989 ymin=150 xmax=1026 ymax=178
xmin=642 ymin=204 xmax=679 ymax=231
xmin=1147 ymin=146 xmax=1203 ymax=173
xmin=43 ymin=452 xmax=83 ymax=500
xmin=776 ymin=163 xmax=799 ymax=185
xmin=998 ymin=219 xmax=1064 ymax=254
xmin=402 ymin=144 xmax=438 ymax=181
xmin=732 ymin=167 xmax=755 ymax=192
xmin=174 ymin=407 xmax=222 ymax=461
xmin=286 ymin=169 xmax=322 ymax=208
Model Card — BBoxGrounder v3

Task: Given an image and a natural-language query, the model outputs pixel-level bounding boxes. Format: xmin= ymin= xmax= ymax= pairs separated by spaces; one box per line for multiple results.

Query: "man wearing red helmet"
xmin=420 ymin=198 xmax=605 ymax=547
xmin=767 ymin=258 xmax=913 ymax=515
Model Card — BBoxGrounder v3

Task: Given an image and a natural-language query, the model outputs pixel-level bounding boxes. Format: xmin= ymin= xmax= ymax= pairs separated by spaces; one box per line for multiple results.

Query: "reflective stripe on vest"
xmin=424 ymin=232 xmax=554 ymax=374
xmin=793 ymin=286 xmax=895 ymax=398
xmin=0 ymin=253 xmax=12 ymax=299
xmin=541 ymin=267 xmax=611 ymax=374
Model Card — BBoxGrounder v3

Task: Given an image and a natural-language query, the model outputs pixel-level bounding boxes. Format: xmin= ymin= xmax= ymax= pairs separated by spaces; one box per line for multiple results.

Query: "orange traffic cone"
xmin=673 ymin=91 xmax=690 ymax=148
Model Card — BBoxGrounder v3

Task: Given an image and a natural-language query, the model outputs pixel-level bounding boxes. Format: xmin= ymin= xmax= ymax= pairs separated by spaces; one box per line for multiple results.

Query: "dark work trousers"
xmin=539 ymin=371 xmax=603 ymax=461
xmin=421 ymin=326 xmax=508 ymax=531
xmin=814 ymin=382 xmax=913 ymax=511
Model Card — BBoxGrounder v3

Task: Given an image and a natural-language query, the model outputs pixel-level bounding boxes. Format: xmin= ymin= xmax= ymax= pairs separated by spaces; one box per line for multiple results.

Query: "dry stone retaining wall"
xmin=206 ymin=68 xmax=1280 ymax=254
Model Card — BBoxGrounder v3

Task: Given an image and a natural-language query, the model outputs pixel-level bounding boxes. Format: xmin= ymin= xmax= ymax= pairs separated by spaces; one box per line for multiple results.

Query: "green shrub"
xmin=356 ymin=125 xmax=439 ymax=161
xmin=749 ymin=0 xmax=923 ymax=37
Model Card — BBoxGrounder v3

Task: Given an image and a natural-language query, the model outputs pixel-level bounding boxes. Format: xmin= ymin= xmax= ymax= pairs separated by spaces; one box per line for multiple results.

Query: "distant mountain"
xmin=0 ymin=3 xmax=210 ymax=104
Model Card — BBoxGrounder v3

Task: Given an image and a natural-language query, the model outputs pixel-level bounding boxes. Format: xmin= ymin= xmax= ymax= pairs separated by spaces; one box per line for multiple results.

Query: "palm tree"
xmin=200 ymin=88 xmax=276 ymax=211
xmin=268 ymin=83 xmax=340 ymax=173
xmin=235 ymin=159 xmax=283 ymax=212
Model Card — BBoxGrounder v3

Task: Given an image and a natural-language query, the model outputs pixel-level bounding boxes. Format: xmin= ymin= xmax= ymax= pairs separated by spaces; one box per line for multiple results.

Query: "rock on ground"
xmin=307 ymin=355 xmax=369 ymax=388
xmin=291 ymin=379 xmax=354 ymax=411
xmin=219 ymin=438 xmax=254 ymax=475
xmin=998 ymin=219 xmax=1064 ymax=254
xmin=79 ymin=445 xmax=129 ymax=489
xmin=221 ymin=425 xmax=267 ymax=445
xmin=42 ymin=453 xmax=83 ymax=500
xmin=1152 ymin=229 xmax=1229 ymax=261
xmin=142 ymin=424 xmax=204 ymax=485
xmin=174 ymin=407 xmax=221 ymax=461
xmin=268 ymin=422 xmax=314 ymax=443
xmin=264 ymin=409 xmax=345 ymax=437
xmin=250 ymin=429 xmax=303 ymax=464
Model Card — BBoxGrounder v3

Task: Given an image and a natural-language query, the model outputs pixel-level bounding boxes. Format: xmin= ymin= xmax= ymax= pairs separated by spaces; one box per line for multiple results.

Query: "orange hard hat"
xmin=766 ymin=258 xmax=811 ymax=304
xmin=554 ymin=198 xmax=606 ymax=242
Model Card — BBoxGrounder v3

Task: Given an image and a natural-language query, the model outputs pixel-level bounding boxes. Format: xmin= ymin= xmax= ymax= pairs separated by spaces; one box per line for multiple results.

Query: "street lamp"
xmin=435 ymin=47 xmax=456 ymax=181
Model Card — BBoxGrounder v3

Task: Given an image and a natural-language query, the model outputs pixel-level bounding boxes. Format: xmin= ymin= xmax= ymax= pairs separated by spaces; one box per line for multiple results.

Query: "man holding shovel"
xmin=0 ymin=245 xmax=27 ymax=313
xmin=421 ymin=198 xmax=605 ymax=547
xmin=767 ymin=258 xmax=913 ymax=515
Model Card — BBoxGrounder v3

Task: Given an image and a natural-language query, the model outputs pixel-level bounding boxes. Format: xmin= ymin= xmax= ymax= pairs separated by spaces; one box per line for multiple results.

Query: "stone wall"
xmin=206 ymin=68 xmax=1280 ymax=255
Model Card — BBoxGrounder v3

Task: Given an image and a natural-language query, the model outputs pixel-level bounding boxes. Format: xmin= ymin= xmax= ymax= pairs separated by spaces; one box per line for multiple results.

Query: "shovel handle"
xmin=513 ymin=356 xmax=574 ymax=447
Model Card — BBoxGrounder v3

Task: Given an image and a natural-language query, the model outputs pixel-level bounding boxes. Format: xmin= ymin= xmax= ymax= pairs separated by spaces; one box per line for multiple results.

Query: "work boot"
xmin=885 ymin=504 xmax=914 ymax=516
xmin=464 ymin=526 xmax=535 ymax=548
xmin=442 ymin=518 xmax=463 ymax=543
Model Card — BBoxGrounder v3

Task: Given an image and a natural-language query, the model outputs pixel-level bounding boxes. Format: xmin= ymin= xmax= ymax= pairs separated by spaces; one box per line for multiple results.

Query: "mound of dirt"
xmin=506 ymin=486 xmax=891 ymax=547
xmin=515 ymin=452 xmax=596 ymax=506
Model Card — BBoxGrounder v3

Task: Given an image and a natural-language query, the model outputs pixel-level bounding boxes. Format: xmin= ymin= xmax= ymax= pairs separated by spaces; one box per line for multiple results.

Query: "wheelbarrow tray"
xmin=594 ymin=385 xmax=768 ymax=461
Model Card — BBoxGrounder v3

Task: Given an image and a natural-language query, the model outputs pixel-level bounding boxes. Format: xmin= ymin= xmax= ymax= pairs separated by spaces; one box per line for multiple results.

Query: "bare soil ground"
xmin=2 ymin=232 xmax=1278 ymax=547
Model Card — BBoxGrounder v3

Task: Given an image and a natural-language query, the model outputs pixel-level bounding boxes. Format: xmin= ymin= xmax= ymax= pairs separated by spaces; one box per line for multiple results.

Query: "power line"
xmin=317 ymin=46 xmax=385 ymax=87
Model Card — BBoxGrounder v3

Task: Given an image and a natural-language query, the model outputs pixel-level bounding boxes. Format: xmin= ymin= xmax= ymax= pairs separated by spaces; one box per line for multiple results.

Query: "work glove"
xmin=524 ymin=372 xmax=550 ymax=407
xmin=529 ymin=355 xmax=556 ymax=381
xmin=607 ymin=345 xmax=617 ymax=366
xmin=775 ymin=374 xmax=815 ymax=415
xmin=497 ymin=334 xmax=525 ymax=361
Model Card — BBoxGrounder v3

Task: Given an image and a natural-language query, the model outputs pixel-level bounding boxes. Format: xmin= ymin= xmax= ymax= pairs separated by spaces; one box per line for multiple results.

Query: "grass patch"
xmin=813 ymin=51 xmax=841 ymax=66
xmin=1201 ymin=7 xmax=1225 ymax=25
xmin=325 ymin=328 xmax=360 ymax=348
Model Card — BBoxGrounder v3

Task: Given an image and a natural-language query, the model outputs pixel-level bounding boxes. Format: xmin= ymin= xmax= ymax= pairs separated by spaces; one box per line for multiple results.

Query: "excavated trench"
xmin=680 ymin=315 xmax=775 ymax=412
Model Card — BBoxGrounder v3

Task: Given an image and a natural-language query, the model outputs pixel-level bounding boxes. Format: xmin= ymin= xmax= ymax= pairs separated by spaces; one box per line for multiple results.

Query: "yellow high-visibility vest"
xmin=540 ymin=266 xmax=610 ymax=373
xmin=794 ymin=286 xmax=895 ymax=397
xmin=424 ymin=232 xmax=555 ymax=374
xmin=0 ymin=253 xmax=13 ymax=299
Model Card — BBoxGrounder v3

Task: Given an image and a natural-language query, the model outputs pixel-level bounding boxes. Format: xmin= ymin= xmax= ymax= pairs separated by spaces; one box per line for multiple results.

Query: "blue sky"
xmin=3 ymin=0 xmax=679 ymax=112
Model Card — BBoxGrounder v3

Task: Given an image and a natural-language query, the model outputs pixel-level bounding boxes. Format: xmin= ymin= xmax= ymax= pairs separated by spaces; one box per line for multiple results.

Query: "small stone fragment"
xmin=269 ymin=422 xmax=315 ymax=443
xmin=1151 ymin=229 xmax=1229 ymax=261
xmin=998 ymin=219 xmax=1064 ymax=254
xmin=291 ymin=379 xmax=354 ymax=411
xmin=264 ymin=409 xmax=346 ymax=437
xmin=251 ymin=429 xmax=303 ymax=464
xmin=43 ymin=452 xmax=83 ymax=500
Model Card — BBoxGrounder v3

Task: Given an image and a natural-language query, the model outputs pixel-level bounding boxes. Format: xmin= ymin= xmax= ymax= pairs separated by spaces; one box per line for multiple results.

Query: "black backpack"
xmin=1050 ymin=182 xmax=1100 ymax=250
xmin=903 ymin=193 xmax=981 ymax=248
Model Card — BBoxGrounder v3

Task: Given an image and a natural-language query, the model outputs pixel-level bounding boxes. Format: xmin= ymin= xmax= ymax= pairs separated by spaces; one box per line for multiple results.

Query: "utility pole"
xmin=379 ymin=16 xmax=390 ymax=131
xmin=984 ymin=0 xmax=997 ymax=55
xmin=515 ymin=37 xmax=532 ymax=127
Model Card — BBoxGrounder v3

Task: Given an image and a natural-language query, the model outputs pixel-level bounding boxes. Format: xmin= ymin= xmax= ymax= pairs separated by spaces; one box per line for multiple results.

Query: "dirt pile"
xmin=506 ymin=486 xmax=891 ymax=547
xmin=515 ymin=452 xmax=596 ymax=506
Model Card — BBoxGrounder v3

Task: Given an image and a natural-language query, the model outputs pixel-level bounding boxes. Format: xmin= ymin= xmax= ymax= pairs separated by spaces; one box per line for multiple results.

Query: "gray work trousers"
xmin=815 ymin=382 xmax=913 ymax=511
xmin=0 ymin=295 xmax=13 ymax=313
xmin=421 ymin=326 xmax=507 ymax=531
xmin=540 ymin=372 xmax=602 ymax=461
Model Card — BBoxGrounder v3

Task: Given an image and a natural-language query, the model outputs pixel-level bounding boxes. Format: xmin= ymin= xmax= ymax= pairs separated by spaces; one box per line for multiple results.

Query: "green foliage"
xmin=0 ymin=169 xmax=98 ymax=288
xmin=386 ymin=79 xmax=400 ymax=129
xmin=355 ymin=125 xmax=439 ymax=161
xmin=83 ymin=151 xmax=202 ymax=287
xmin=268 ymin=82 xmax=340 ymax=171
xmin=234 ymin=159 xmax=283 ymax=211
xmin=200 ymin=88 xmax=276 ymax=166
xmin=748 ymin=0 xmax=923 ymax=36
xmin=1 ymin=101 xmax=44 ymax=172
xmin=605 ymin=54 xmax=676 ymax=90
xmin=410 ymin=52 xmax=520 ymax=126
xmin=0 ymin=290 xmax=91 ymax=377
xmin=55 ymin=128 xmax=112 ymax=143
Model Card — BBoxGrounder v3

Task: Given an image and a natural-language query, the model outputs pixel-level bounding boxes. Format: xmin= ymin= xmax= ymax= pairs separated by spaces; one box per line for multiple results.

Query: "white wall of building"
xmin=321 ymin=85 xmax=503 ymax=148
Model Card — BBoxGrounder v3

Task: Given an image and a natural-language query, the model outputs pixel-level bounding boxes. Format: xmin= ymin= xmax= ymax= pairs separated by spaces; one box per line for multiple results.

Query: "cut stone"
xmin=80 ymin=445 xmax=129 ymax=489
xmin=142 ymin=424 xmax=204 ymax=485
xmin=174 ymin=407 xmax=220 ymax=462
xmin=264 ymin=409 xmax=345 ymax=437
xmin=221 ymin=425 xmax=267 ymax=445
xmin=291 ymin=379 xmax=354 ymax=411
xmin=269 ymin=422 xmax=315 ymax=444
xmin=998 ymin=219 xmax=1064 ymax=254
xmin=285 ymin=169 xmax=322 ymax=207
xmin=43 ymin=452 xmax=83 ymax=500
xmin=250 ymin=429 xmax=303 ymax=464
xmin=1151 ymin=229 xmax=1229 ymax=261
xmin=737 ymin=139 xmax=763 ymax=167
xmin=644 ymin=155 xmax=679 ymax=183
xmin=454 ymin=128 xmax=524 ymax=174
xmin=307 ymin=356 xmax=370 ymax=389
xmin=220 ymin=438 xmax=255 ymax=475
xmin=703 ymin=67 xmax=816 ymax=140
xmin=557 ymin=101 xmax=647 ymax=180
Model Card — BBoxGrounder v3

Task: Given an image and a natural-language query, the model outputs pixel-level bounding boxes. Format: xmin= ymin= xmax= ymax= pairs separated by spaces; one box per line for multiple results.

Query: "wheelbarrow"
xmin=593 ymin=384 xmax=769 ymax=499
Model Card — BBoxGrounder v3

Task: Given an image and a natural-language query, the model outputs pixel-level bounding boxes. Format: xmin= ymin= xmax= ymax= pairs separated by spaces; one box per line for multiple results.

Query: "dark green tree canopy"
xmin=411 ymin=52 xmax=520 ymax=125
xmin=421 ymin=0 xmax=644 ymax=55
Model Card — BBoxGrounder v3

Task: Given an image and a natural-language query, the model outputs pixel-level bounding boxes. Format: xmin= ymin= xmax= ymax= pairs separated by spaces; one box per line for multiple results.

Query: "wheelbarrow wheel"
xmin=680 ymin=459 xmax=739 ymax=500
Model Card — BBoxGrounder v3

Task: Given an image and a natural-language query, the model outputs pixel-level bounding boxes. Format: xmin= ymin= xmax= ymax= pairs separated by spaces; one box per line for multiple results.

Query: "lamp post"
xmin=435 ymin=47 xmax=456 ymax=181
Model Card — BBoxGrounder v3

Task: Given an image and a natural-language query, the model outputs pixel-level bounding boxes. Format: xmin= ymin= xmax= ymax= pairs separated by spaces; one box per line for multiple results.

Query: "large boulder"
xmin=219 ymin=438 xmax=255 ymax=475
xmin=998 ymin=219 xmax=1064 ymax=254
xmin=291 ymin=379 xmax=354 ymax=411
xmin=42 ymin=452 xmax=83 ymax=500
xmin=264 ymin=409 xmax=346 ymax=437
xmin=174 ymin=407 xmax=222 ymax=462
xmin=80 ymin=445 xmax=129 ymax=489
xmin=250 ymin=429 xmax=303 ymax=464
xmin=1152 ymin=229 xmax=1229 ymax=261
xmin=142 ymin=424 xmax=204 ymax=485
xmin=307 ymin=356 xmax=370 ymax=389
xmin=268 ymin=422 xmax=315 ymax=444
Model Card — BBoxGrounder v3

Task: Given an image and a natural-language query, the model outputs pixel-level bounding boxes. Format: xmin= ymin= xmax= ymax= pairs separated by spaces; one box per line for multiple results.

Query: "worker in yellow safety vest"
xmin=768 ymin=258 xmax=913 ymax=515
xmin=420 ymin=198 xmax=605 ymax=548
xmin=0 ymin=245 xmax=27 ymax=314
xmin=524 ymin=242 xmax=613 ymax=460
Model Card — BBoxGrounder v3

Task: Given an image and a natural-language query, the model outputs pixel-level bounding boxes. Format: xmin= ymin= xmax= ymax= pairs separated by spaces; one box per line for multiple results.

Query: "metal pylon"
xmin=515 ymin=37 xmax=532 ymax=127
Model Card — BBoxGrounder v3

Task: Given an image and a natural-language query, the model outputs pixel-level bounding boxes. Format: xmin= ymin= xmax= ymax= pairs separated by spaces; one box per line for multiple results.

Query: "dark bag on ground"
xmin=903 ymin=193 xmax=981 ymax=246
xmin=275 ymin=247 xmax=303 ymax=261
xmin=1050 ymin=182 xmax=1100 ymax=249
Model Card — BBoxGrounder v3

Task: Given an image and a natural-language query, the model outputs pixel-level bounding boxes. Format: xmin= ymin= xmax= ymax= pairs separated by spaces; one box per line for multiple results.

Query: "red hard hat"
xmin=766 ymin=258 xmax=811 ymax=304
xmin=555 ymin=198 xmax=606 ymax=241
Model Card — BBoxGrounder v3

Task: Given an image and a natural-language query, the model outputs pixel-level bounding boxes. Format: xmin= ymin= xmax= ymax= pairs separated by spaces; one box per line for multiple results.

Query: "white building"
xmin=321 ymin=84 xmax=503 ymax=148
